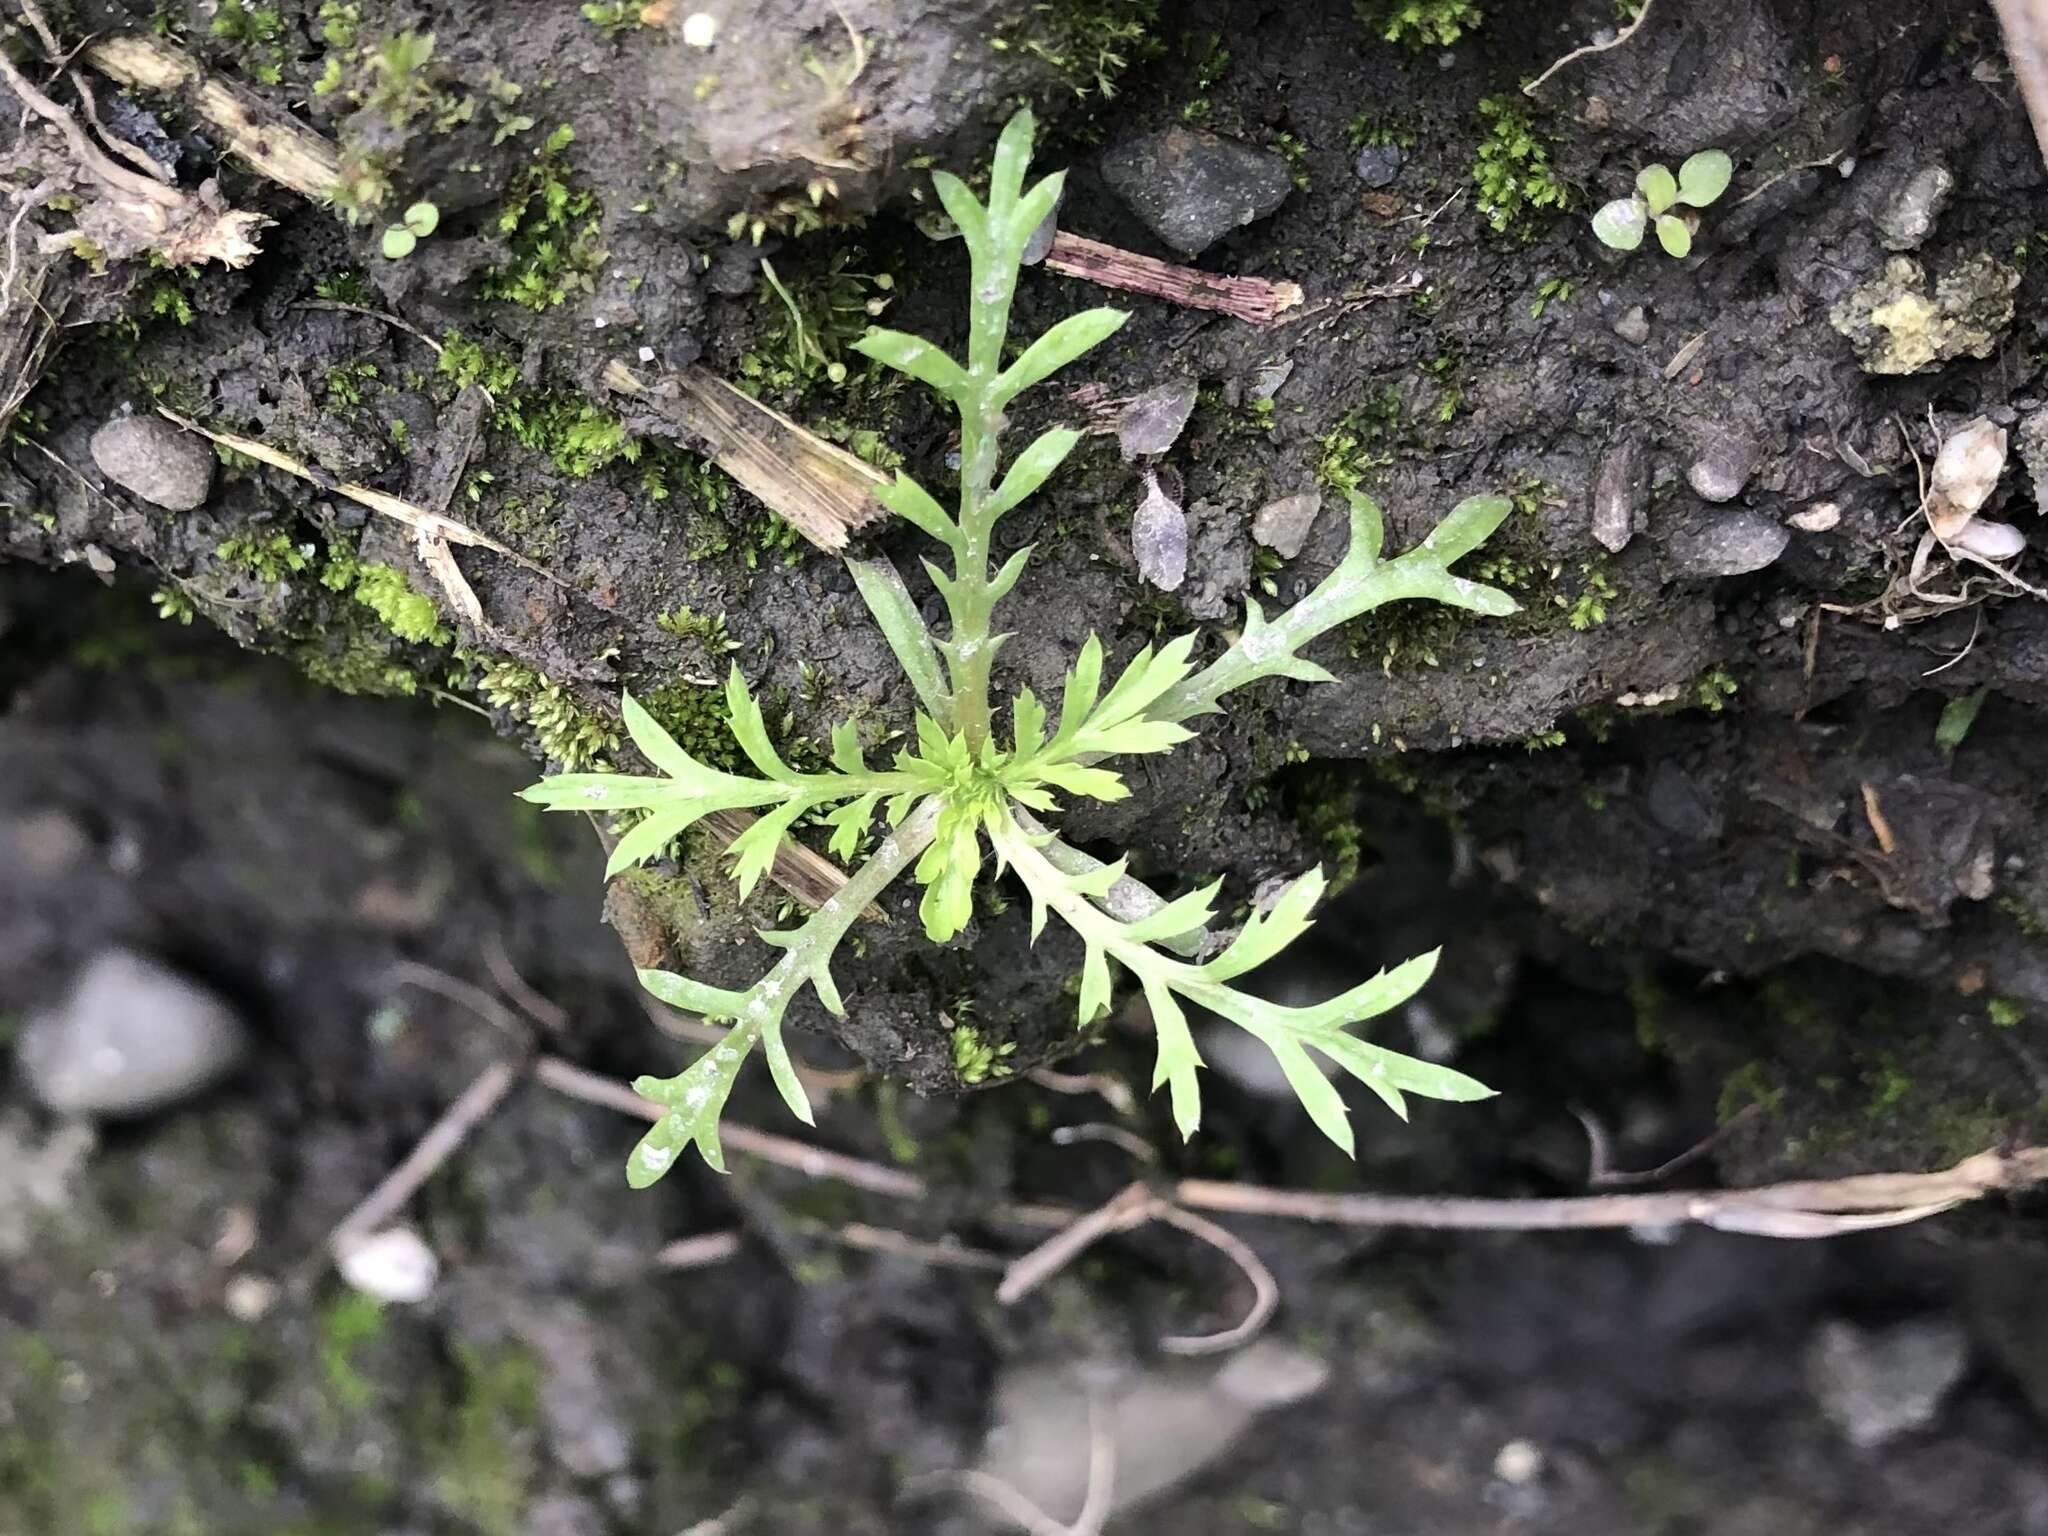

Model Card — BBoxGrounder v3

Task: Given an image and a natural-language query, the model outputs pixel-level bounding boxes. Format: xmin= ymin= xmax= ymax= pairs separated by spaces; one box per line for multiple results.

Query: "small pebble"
xmin=681 ymin=11 xmax=718 ymax=48
xmin=1251 ymin=491 xmax=1323 ymax=559
xmin=1687 ymin=432 xmax=1760 ymax=504
xmin=18 ymin=948 xmax=248 ymax=1118
xmin=89 ymin=415 xmax=215 ymax=511
xmin=1788 ymin=501 xmax=1841 ymax=533
xmin=1352 ymin=143 xmax=1404 ymax=189
xmin=1612 ymin=305 xmax=1650 ymax=346
xmin=336 ymin=1225 xmax=440 ymax=1304
xmin=1493 ymin=1439 xmax=1545 ymax=1485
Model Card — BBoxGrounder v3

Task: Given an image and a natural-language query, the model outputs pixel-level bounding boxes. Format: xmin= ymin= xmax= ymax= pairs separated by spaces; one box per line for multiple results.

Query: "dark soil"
xmin=6 ymin=0 xmax=2048 ymax=1530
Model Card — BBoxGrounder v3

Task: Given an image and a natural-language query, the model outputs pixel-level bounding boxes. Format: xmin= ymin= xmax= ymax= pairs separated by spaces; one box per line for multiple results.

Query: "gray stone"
xmin=1687 ymin=432 xmax=1760 ymax=504
xmin=18 ymin=948 xmax=249 ymax=1117
xmin=1592 ymin=437 xmax=1648 ymax=552
xmin=1645 ymin=764 xmax=1723 ymax=842
xmin=977 ymin=1342 xmax=1328 ymax=1525
xmin=1251 ymin=491 xmax=1323 ymax=559
xmin=1669 ymin=511 xmax=1788 ymax=576
xmin=2016 ymin=407 xmax=2048 ymax=512
xmin=1118 ymin=377 xmax=1198 ymax=458
xmin=1352 ymin=143 xmax=1405 ymax=189
xmin=1807 ymin=1316 xmax=1967 ymax=1448
xmin=1100 ymin=128 xmax=1294 ymax=257
xmin=1612 ymin=305 xmax=1650 ymax=345
xmin=89 ymin=415 xmax=215 ymax=511
xmin=1876 ymin=164 xmax=1954 ymax=252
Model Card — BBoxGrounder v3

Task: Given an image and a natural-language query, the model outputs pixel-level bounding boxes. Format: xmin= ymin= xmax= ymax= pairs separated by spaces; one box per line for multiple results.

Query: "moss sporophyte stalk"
xmin=521 ymin=110 xmax=1521 ymax=1186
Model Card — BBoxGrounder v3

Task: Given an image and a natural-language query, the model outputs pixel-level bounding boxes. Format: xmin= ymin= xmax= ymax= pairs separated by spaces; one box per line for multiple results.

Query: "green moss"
xmin=316 ymin=1292 xmax=386 ymax=1414
xmin=432 ymin=1341 xmax=540 ymax=1536
xmin=1472 ymin=97 xmax=1569 ymax=239
xmin=951 ymin=1021 xmax=1016 ymax=1084
xmin=1689 ymin=666 xmax=1739 ymax=713
xmin=999 ymin=0 xmax=1162 ymax=99
xmin=637 ymin=679 xmax=743 ymax=774
xmin=487 ymin=125 xmax=606 ymax=313
xmin=348 ymin=564 xmax=450 ymax=644
xmin=211 ymin=1 xmax=287 ymax=84
xmin=1989 ymin=997 xmax=2028 ymax=1028
xmin=581 ymin=0 xmax=651 ymax=35
xmin=1716 ymin=1060 xmax=1785 ymax=1123
xmin=217 ymin=532 xmax=315 ymax=583
xmin=476 ymin=658 xmax=620 ymax=769
xmin=1287 ymin=768 xmax=1367 ymax=892
xmin=1357 ymin=0 xmax=1482 ymax=48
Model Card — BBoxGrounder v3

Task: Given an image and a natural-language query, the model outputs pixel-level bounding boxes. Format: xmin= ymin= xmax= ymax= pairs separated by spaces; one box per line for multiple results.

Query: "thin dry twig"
xmin=1175 ymin=1145 xmax=2048 ymax=1235
xmin=388 ymin=959 xmax=531 ymax=1043
xmin=17 ymin=0 xmax=170 ymax=187
xmin=835 ymin=1222 xmax=1009 ymax=1271
xmin=293 ymin=299 xmax=446 ymax=357
xmin=656 ymin=1231 xmax=746 ymax=1270
xmin=1576 ymin=1103 xmax=1761 ymax=1190
xmin=997 ymin=1182 xmax=1155 ymax=1305
xmin=1051 ymin=1122 xmax=1157 ymax=1163
xmin=1152 ymin=1203 xmax=1279 ymax=1356
xmin=325 ymin=1059 xmax=523 ymax=1253
xmin=1524 ymin=0 xmax=1660 ymax=95
xmin=1027 ymin=1067 xmax=1137 ymax=1118
xmin=1042 ymin=231 xmax=1303 ymax=326
xmin=533 ymin=1054 xmax=934 ymax=1202
xmin=483 ymin=932 xmax=570 ymax=1034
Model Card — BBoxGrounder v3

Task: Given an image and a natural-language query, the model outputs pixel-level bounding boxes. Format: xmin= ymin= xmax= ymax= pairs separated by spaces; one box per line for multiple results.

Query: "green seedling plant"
xmin=380 ymin=200 xmax=439 ymax=259
xmin=520 ymin=109 xmax=1521 ymax=1187
xmin=1592 ymin=150 xmax=1732 ymax=258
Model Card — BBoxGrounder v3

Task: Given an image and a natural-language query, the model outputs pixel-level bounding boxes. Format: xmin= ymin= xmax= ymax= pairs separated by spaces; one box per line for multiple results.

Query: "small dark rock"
xmin=89 ymin=416 xmax=215 ymax=511
xmin=1251 ymin=492 xmax=1323 ymax=559
xmin=1687 ymin=432 xmax=1760 ymax=503
xmin=1646 ymin=763 xmax=1723 ymax=842
xmin=1592 ymin=437 xmax=1649 ymax=552
xmin=1100 ymin=128 xmax=1294 ymax=257
xmin=1669 ymin=510 xmax=1788 ymax=576
xmin=2015 ymin=407 xmax=2048 ymax=511
xmin=1352 ymin=143 xmax=1404 ymax=189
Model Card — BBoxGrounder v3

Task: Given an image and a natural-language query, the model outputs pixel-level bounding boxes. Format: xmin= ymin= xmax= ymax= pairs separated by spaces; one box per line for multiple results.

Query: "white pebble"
xmin=682 ymin=11 xmax=718 ymax=48
xmin=335 ymin=1225 xmax=439 ymax=1304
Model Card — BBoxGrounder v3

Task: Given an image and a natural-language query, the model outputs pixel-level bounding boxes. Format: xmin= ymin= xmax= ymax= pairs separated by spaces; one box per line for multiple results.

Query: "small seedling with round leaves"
xmin=380 ymin=201 xmax=440 ymax=259
xmin=1591 ymin=150 xmax=1731 ymax=258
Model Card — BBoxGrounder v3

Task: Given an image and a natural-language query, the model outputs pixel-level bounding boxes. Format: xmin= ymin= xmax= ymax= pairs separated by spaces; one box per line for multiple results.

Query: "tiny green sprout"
xmin=520 ymin=109 xmax=1522 ymax=1186
xmin=379 ymin=201 xmax=440 ymax=259
xmin=1592 ymin=150 xmax=1732 ymax=258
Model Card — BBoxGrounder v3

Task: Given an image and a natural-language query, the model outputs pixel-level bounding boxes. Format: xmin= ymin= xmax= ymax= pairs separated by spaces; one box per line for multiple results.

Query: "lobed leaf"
xmin=991 ymin=308 xmax=1128 ymax=408
xmin=929 ymin=170 xmax=989 ymax=253
xmin=626 ymin=1023 xmax=761 ymax=1183
xmin=1202 ymin=868 xmax=1327 ymax=981
xmin=723 ymin=798 xmax=809 ymax=899
xmin=846 ymin=555 xmax=953 ymax=727
xmin=984 ymin=427 xmax=1082 ymax=521
xmin=723 ymin=665 xmax=796 ymax=783
xmin=851 ymin=328 xmax=969 ymax=398
xmin=871 ymin=472 xmax=963 ymax=552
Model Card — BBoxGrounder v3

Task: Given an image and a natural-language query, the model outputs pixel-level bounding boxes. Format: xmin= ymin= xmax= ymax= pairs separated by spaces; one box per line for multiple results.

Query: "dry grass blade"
xmin=603 ymin=359 xmax=888 ymax=551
